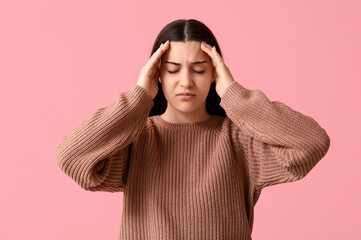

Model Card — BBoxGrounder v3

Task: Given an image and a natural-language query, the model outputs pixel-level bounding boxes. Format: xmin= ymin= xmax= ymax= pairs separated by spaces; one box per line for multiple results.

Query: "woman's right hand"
xmin=137 ymin=40 xmax=170 ymax=99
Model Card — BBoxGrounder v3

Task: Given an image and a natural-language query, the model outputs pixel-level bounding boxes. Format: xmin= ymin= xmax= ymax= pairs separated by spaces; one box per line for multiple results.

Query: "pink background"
xmin=1 ymin=0 xmax=360 ymax=239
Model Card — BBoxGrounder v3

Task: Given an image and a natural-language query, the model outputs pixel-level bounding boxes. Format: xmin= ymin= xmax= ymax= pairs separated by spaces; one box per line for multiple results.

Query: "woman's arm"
xmin=56 ymin=85 xmax=154 ymax=192
xmin=220 ymin=81 xmax=331 ymax=189
xmin=200 ymin=41 xmax=330 ymax=189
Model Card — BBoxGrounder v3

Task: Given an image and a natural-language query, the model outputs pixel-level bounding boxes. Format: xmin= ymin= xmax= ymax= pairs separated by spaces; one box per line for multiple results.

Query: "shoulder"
xmin=216 ymin=116 xmax=250 ymax=151
xmin=216 ymin=115 xmax=245 ymax=138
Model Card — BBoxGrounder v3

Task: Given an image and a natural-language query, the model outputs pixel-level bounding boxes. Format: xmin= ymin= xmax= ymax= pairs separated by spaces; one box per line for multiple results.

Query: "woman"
xmin=56 ymin=19 xmax=330 ymax=239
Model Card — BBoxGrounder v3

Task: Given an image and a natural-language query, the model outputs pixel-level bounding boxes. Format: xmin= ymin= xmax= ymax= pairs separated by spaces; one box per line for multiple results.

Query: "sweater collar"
xmin=151 ymin=114 xmax=223 ymax=130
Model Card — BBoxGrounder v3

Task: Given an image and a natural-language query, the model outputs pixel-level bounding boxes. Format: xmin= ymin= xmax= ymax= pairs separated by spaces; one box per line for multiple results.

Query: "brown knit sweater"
xmin=56 ymin=81 xmax=330 ymax=239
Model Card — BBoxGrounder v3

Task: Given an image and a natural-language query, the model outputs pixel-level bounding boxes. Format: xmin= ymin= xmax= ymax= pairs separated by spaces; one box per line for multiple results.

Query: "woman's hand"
xmin=137 ymin=40 xmax=170 ymax=99
xmin=200 ymin=41 xmax=235 ymax=98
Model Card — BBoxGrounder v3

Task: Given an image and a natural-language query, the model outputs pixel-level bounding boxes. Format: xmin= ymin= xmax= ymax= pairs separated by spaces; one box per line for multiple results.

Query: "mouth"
xmin=176 ymin=92 xmax=196 ymax=96
xmin=176 ymin=92 xmax=196 ymax=100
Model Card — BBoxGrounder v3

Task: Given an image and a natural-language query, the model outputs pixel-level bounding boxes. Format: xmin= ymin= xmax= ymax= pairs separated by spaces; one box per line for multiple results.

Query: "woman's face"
xmin=159 ymin=41 xmax=214 ymax=116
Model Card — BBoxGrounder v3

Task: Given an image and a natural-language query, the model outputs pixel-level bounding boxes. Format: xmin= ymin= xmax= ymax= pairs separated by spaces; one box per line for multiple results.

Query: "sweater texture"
xmin=56 ymin=81 xmax=330 ymax=239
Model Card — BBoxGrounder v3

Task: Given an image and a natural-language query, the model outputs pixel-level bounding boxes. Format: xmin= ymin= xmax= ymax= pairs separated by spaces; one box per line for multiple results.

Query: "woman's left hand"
xmin=200 ymin=41 xmax=235 ymax=98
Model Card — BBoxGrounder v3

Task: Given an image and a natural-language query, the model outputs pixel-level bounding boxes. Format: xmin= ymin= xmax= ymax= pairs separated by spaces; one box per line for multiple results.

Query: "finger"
xmin=149 ymin=40 xmax=170 ymax=68
xmin=200 ymin=42 xmax=217 ymax=68
xmin=200 ymin=42 xmax=223 ymax=68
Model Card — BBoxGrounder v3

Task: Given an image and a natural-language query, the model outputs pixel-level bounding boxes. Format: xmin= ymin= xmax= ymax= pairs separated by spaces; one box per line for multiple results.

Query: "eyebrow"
xmin=165 ymin=60 xmax=207 ymax=66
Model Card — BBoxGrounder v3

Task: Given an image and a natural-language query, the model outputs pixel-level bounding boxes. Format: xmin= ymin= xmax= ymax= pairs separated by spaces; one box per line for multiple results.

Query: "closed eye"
xmin=168 ymin=70 xmax=205 ymax=74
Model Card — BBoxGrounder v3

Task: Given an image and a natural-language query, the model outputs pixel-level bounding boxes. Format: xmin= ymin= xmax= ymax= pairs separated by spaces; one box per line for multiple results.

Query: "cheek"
xmin=197 ymin=72 xmax=213 ymax=85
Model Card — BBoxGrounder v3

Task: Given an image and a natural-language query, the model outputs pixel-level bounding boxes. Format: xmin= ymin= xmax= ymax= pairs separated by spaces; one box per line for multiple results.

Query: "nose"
xmin=179 ymin=69 xmax=194 ymax=88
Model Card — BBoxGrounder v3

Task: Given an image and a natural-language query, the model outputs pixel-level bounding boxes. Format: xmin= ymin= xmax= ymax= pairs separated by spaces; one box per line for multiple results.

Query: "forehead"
xmin=161 ymin=41 xmax=209 ymax=63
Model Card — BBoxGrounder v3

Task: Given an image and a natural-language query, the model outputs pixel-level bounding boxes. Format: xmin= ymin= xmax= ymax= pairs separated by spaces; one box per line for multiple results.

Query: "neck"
xmin=160 ymin=106 xmax=211 ymax=124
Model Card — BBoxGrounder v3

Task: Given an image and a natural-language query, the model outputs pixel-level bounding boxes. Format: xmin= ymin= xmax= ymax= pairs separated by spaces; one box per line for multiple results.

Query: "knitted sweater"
xmin=56 ymin=81 xmax=330 ymax=240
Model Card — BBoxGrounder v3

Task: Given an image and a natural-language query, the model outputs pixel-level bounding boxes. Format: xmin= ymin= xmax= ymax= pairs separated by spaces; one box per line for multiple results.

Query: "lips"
xmin=176 ymin=92 xmax=196 ymax=96
xmin=176 ymin=92 xmax=196 ymax=100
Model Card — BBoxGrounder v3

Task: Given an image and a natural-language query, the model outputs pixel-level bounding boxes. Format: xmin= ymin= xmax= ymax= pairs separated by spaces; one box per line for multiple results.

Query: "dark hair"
xmin=149 ymin=19 xmax=226 ymax=117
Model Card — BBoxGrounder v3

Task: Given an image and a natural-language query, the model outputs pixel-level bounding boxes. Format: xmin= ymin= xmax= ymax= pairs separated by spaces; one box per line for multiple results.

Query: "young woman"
xmin=56 ymin=19 xmax=330 ymax=239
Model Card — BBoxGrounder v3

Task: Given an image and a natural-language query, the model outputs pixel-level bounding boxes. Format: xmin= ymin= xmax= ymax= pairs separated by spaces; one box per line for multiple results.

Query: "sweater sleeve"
xmin=220 ymin=81 xmax=330 ymax=190
xmin=56 ymin=85 xmax=154 ymax=192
